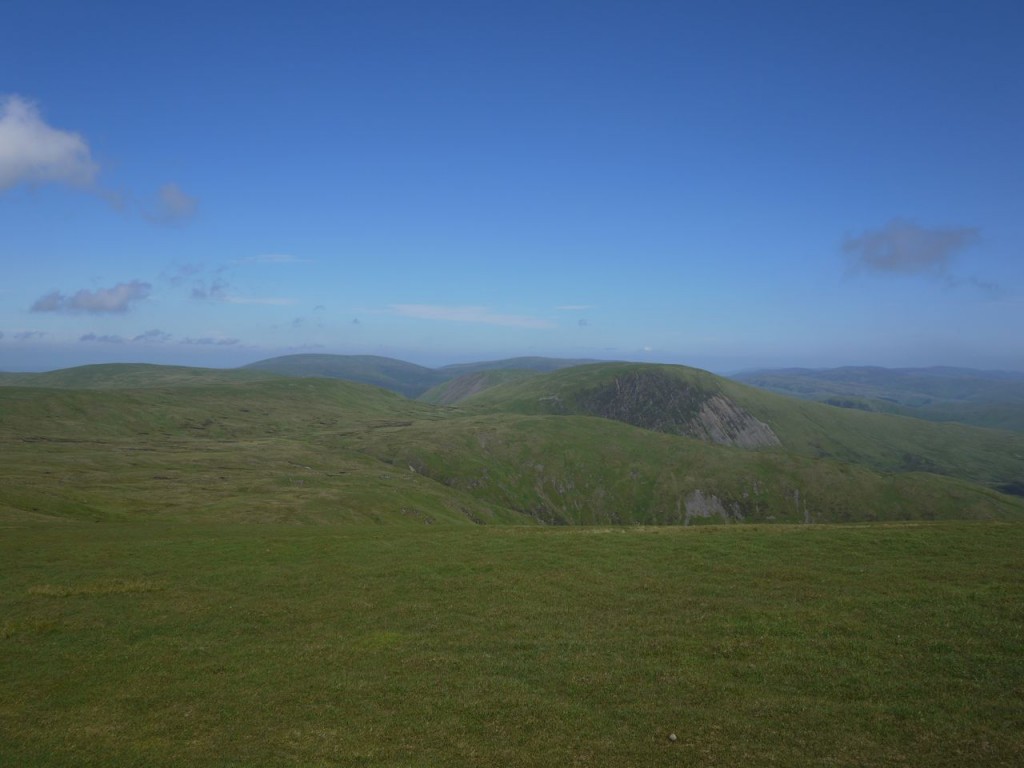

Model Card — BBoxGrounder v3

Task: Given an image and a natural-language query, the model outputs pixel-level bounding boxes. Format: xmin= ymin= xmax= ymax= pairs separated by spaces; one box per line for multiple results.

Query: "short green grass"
xmin=3 ymin=521 xmax=1022 ymax=766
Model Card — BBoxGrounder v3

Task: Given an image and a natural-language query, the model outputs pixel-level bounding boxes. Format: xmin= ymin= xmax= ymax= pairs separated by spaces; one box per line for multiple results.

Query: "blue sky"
xmin=2 ymin=0 xmax=1022 ymax=373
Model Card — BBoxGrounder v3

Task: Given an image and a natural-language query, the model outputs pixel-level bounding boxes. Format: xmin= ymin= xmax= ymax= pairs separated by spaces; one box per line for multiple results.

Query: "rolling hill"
xmin=2 ymin=360 xmax=1022 ymax=525
xmin=460 ymin=362 xmax=1024 ymax=495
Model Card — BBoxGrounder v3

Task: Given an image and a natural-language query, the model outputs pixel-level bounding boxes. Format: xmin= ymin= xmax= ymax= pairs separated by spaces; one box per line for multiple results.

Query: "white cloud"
xmin=31 ymin=281 xmax=151 ymax=313
xmin=0 ymin=96 xmax=98 ymax=191
xmin=391 ymin=304 xmax=556 ymax=329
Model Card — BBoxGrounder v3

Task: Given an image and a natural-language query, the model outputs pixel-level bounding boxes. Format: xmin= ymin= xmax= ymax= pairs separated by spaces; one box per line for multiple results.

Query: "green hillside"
xmin=0 ymin=363 xmax=280 ymax=389
xmin=462 ymin=362 xmax=1024 ymax=495
xmin=0 ymin=377 xmax=524 ymax=525
xmin=418 ymin=369 xmax=540 ymax=404
xmin=350 ymin=412 xmax=1019 ymax=525
xmin=2 ymin=362 xmax=1022 ymax=525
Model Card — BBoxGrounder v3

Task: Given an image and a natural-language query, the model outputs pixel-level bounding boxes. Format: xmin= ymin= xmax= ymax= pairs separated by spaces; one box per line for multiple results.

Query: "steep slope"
xmin=462 ymin=363 xmax=780 ymax=447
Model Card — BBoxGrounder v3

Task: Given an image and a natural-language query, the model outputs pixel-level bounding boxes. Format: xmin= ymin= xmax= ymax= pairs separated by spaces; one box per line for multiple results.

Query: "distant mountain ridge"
xmin=733 ymin=365 xmax=1024 ymax=432
xmin=241 ymin=354 xmax=600 ymax=398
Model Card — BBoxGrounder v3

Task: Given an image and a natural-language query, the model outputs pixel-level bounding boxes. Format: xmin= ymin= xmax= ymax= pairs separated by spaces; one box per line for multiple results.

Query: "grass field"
xmin=3 ymin=520 xmax=1022 ymax=766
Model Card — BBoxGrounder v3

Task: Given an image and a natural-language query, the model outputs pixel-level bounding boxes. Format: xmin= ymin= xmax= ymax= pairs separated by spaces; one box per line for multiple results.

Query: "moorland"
xmin=2 ymin=355 xmax=1022 ymax=765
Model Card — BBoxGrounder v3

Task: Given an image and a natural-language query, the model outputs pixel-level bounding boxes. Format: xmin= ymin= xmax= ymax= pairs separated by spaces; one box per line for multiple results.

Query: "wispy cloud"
xmin=234 ymin=254 xmax=310 ymax=265
xmin=224 ymin=295 xmax=294 ymax=306
xmin=0 ymin=95 xmax=98 ymax=191
xmin=31 ymin=281 xmax=151 ymax=313
xmin=147 ymin=182 xmax=198 ymax=225
xmin=80 ymin=333 xmax=125 ymax=344
xmin=181 ymin=336 xmax=240 ymax=346
xmin=191 ymin=278 xmax=229 ymax=301
xmin=77 ymin=329 xmax=177 ymax=345
xmin=132 ymin=329 xmax=172 ymax=343
xmin=391 ymin=304 xmax=556 ymax=329
xmin=843 ymin=219 xmax=980 ymax=276
xmin=163 ymin=263 xmax=204 ymax=286
xmin=189 ymin=276 xmax=292 ymax=305
xmin=13 ymin=330 xmax=46 ymax=341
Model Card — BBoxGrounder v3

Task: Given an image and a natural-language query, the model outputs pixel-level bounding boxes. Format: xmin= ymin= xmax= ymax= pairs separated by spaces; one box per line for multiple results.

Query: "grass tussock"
xmin=28 ymin=578 xmax=166 ymax=597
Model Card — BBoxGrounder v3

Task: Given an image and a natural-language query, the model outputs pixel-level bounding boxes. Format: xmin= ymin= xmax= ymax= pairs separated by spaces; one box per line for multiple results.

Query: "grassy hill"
xmin=0 ymin=376 xmax=525 ymax=525
xmin=462 ymin=362 xmax=1024 ymax=496
xmin=734 ymin=365 xmax=1024 ymax=432
xmin=418 ymin=369 xmax=540 ymax=404
xmin=2 ymin=361 xmax=1021 ymax=525
xmin=0 ymin=362 xmax=281 ymax=389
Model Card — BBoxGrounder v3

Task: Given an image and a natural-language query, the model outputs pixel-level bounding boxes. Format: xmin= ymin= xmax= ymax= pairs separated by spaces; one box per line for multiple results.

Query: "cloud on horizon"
xmin=843 ymin=219 xmax=980 ymax=276
xmin=181 ymin=336 xmax=240 ymax=346
xmin=14 ymin=331 xmax=46 ymax=341
xmin=80 ymin=333 xmax=126 ymax=344
xmin=133 ymin=329 xmax=172 ymax=343
xmin=0 ymin=95 xmax=98 ymax=191
xmin=31 ymin=281 xmax=152 ymax=313
xmin=391 ymin=304 xmax=556 ymax=329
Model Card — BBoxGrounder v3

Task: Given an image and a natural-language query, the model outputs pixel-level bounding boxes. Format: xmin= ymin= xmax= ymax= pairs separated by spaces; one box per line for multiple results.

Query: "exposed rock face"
xmin=563 ymin=369 xmax=780 ymax=449
xmin=689 ymin=394 xmax=781 ymax=448
xmin=684 ymin=490 xmax=745 ymax=524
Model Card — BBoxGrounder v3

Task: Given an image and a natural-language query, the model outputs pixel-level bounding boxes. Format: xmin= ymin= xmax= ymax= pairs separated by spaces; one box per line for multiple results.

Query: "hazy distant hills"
xmin=733 ymin=366 xmax=1024 ymax=432
xmin=2 ymin=358 xmax=1022 ymax=525
xmin=241 ymin=354 xmax=598 ymax=399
